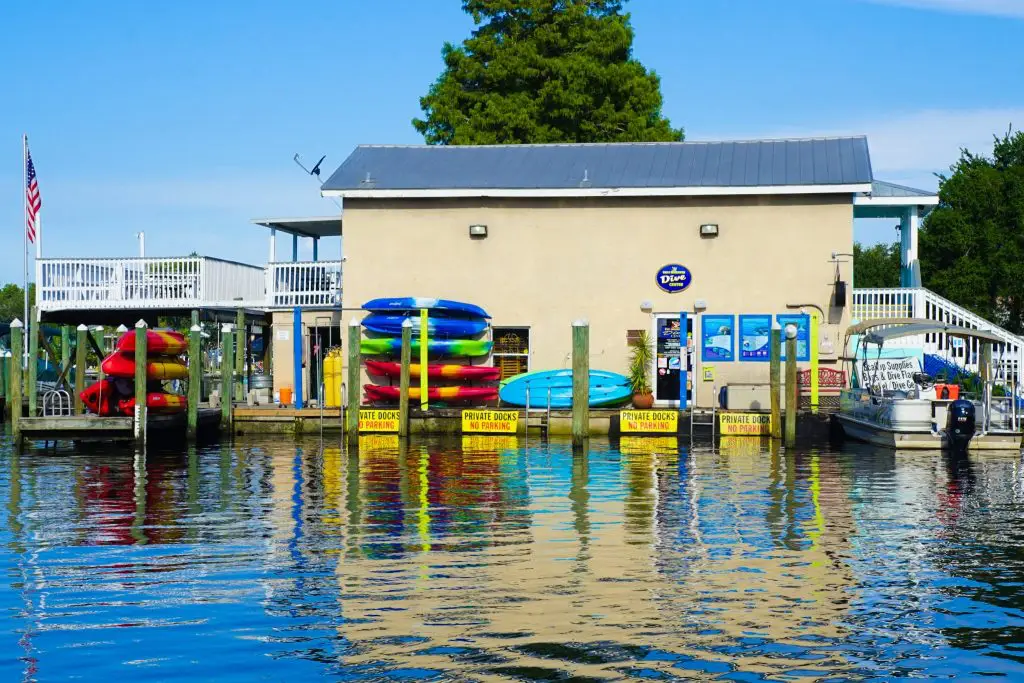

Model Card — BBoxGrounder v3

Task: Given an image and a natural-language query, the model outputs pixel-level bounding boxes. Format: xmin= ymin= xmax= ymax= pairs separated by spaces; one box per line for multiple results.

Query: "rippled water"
xmin=3 ymin=433 xmax=1024 ymax=681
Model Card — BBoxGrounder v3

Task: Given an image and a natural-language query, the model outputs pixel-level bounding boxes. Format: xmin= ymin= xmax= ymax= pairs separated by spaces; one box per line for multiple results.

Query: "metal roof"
xmin=251 ymin=216 xmax=342 ymax=238
xmin=321 ymin=136 xmax=873 ymax=197
xmin=870 ymin=180 xmax=937 ymax=198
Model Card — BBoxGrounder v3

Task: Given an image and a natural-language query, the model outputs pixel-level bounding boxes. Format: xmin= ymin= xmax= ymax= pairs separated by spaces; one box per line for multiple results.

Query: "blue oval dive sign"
xmin=656 ymin=264 xmax=692 ymax=293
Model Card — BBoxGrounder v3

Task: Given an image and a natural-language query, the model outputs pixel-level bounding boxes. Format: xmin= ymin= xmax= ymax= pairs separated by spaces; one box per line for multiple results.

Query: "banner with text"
xmin=620 ymin=410 xmax=679 ymax=434
xmin=856 ymin=356 xmax=921 ymax=393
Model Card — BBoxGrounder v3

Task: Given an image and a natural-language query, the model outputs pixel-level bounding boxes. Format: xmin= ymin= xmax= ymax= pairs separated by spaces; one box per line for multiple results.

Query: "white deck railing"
xmin=852 ymin=287 xmax=1023 ymax=380
xmin=36 ymin=256 xmax=267 ymax=311
xmin=267 ymin=261 xmax=342 ymax=308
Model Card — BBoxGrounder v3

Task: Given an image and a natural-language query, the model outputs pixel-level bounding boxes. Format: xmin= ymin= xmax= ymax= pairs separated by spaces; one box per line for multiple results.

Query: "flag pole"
xmin=22 ymin=134 xmax=29 ymax=371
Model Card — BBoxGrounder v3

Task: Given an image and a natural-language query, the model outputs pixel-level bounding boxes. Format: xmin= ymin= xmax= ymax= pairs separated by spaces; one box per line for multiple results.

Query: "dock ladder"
xmin=524 ymin=384 xmax=551 ymax=437
xmin=689 ymin=391 xmax=716 ymax=443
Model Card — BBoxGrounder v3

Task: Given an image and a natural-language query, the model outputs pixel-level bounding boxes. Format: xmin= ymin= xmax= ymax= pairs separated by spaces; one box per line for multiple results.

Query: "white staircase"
xmin=852 ymin=287 xmax=1023 ymax=382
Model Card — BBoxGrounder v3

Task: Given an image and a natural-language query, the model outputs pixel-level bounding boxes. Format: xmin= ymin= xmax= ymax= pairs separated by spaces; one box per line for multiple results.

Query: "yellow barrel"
xmin=324 ymin=355 xmax=338 ymax=407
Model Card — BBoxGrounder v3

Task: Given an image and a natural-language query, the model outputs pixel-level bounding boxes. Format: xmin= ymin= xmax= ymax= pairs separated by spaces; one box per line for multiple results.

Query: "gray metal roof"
xmin=321 ymin=136 xmax=873 ymax=194
xmin=871 ymin=180 xmax=936 ymax=198
xmin=251 ymin=216 xmax=342 ymax=238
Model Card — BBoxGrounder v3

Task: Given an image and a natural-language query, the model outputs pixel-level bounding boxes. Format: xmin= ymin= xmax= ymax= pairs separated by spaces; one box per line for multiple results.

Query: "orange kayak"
xmin=101 ymin=351 xmax=188 ymax=380
xmin=115 ymin=330 xmax=187 ymax=355
xmin=365 ymin=360 xmax=500 ymax=381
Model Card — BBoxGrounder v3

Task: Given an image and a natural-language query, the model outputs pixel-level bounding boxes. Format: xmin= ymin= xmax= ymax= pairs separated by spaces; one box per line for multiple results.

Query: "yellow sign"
xmin=358 ymin=409 xmax=400 ymax=433
xmin=620 ymin=410 xmax=678 ymax=434
xmin=703 ymin=365 xmax=715 ymax=382
xmin=461 ymin=409 xmax=520 ymax=434
xmin=719 ymin=412 xmax=772 ymax=436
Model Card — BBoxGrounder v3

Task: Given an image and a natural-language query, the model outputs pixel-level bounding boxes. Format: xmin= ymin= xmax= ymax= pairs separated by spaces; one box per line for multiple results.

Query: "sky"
xmin=1 ymin=0 xmax=1022 ymax=284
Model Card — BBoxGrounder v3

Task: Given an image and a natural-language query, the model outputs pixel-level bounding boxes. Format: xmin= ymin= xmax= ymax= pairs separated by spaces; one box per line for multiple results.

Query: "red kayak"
xmin=116 ymin=329 xmax=187 ymax=355
xmin=117 ymin=393 xmax=187 ymax=416
xmin=80 ymin=379 xmax=125 ymax=416
xmin=364 ymin=385 xmax=498 ymax=403
xmin=101 ymin=351 xmax=188 ymax=380
xmin=365 ymin=360 xmax=500 ymax=381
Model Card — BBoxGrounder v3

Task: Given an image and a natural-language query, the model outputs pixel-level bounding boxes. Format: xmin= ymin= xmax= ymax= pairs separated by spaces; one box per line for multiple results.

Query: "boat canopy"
xmin=863 ymin=323 xmax=1004 ymax=346
xmin=845 ymin=317 xmax=924 ymax=337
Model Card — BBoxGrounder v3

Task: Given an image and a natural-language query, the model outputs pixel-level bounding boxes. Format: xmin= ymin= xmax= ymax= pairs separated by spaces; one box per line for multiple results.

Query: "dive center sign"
xmin=856 ymin=356 xmax=922 ymax=393
xmin=656 ymin=264 xmax=692 ymax=293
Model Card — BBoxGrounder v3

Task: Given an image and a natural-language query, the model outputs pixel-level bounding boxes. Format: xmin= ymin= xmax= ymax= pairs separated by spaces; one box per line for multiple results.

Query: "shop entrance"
xmin=307 ymin=323 xmax=339 ymax=404
xmin=652 ymin=313 xmax=693 ymax=408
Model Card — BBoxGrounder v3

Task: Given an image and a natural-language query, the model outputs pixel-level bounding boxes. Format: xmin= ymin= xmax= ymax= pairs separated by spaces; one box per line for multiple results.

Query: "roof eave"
xmin=322 ymin=183 xmax=873 ymax=200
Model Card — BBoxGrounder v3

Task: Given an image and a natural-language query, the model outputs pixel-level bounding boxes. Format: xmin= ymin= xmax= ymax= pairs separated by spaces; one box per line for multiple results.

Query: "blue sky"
xmin=2 ymin=0 xmax=1022 ymax=283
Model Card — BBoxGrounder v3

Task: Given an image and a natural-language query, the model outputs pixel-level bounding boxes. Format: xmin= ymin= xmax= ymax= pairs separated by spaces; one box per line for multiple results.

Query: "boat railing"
xmin=267 ymin=261 xmax=342 ymax=309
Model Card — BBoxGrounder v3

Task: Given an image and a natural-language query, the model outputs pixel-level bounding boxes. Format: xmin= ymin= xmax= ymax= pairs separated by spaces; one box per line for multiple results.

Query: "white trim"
xmin=854 ymin=195 xmax=938 ymax=207
xmin=323 ymin=183 xmax=872 ymax=200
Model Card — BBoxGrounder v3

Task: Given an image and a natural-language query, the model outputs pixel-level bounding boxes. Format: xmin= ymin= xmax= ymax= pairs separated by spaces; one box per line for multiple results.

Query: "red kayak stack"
xmin=79 ymin=329 xmax=189 ymax=416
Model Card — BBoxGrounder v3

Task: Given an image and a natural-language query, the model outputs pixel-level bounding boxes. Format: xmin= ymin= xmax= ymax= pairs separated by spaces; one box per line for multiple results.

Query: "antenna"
xmin=294 ymin=153 xmax=341 ymax=209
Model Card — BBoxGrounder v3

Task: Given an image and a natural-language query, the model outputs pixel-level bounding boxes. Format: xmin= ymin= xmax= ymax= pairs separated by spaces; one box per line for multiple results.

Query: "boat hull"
xmin=361 ymin=297 xmax=490 ymax=319
xmin=362 ymin=314 xmax=488 ymax=338
xmin=365 ymin=360 xmax=500 ymax=381
xmin=499 ymin=369 xmax=631 ymax=408
xmin=364 ymin=385 xmax=498 ymax=403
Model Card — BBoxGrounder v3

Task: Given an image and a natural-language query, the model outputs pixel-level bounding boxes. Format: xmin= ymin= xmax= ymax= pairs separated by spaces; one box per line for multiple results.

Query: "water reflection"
xmin=1 ymin=434 xmax=1024 ymax=680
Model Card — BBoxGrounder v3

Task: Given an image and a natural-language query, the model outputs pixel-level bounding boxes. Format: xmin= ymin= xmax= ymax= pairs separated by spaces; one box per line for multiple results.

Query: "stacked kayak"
xmin=80 ymin=329 xmax=189 ymax=416
xmin=360 ymin=297 xmax=498 ymax=406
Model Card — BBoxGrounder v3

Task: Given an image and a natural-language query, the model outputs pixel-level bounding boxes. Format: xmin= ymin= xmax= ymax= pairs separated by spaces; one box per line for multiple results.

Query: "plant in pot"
xmin=628 ymin=330 xmax=655 ymax=409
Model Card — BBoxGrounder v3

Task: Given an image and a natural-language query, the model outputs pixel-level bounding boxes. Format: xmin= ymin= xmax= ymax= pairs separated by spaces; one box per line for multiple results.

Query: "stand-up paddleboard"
xmin=117 ymin=393 xmax=187 ymax=416
xmin=364 ymin=384 xmax=498 ymax=403
xmin=116 ymin=329 xmax=187 ymax=355
xmin=362 ymin=297 xmax=490 ymax=319
xmin=362 ymin=314 xmax=488 ymax=339
xmin=499 ymin=369 xmax=631 ymax=408
xmin=361 ymin=337 xmax=492 ymax=358
xmin=102 ymin=351 xmax=188 ymax=380
xmin=365 ymin=360 xmax=500 ymax=381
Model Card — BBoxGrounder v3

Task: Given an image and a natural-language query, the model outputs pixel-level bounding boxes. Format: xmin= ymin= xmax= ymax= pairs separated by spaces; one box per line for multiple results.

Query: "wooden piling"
xmin=0 ymin=347 xmax=6 ymax=409
xmin=785 ymin=326 xmax=798 ymax=447
xmin=221 ymin=323 xmax=234 ymax=434
xmin=235 ymin=309 xmax=245 ymax=403
xmin=980 ymin=341 xmax=992 ymax=429
xmin=27 ymin=306 xmax=38 ymax=416
xmin=10 ymin=320 xmax=23 ymax=444
xmin=61 ymin=326 xmax=71 ymax=383
xmin=74 ymin=324 xmax=88 ymax=415
xmin=134 ymin=320 xmax=148 ymax=444
xmin=399 ymin=319 xmax=412 ymax=438
xmin=769 ymin=323 xmax=781 ymax=440
xmin=346 ymin=318 xmax=361 ymax=444
xmin=187 ymin=324 xmax=201 ymax=441
xmin=571 ymin=320 xmax=590 ymax=446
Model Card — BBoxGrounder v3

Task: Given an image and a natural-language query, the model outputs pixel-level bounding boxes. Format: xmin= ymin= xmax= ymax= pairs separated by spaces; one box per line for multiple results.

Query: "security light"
xmin=469 ymin=224 xmax=488 ymax=238
xmin=699 ymin=223 xmax=719 ymax=238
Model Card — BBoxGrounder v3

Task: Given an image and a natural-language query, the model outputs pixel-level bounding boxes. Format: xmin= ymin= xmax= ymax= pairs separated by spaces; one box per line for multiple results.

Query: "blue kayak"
xmin=361 ymin=297 xmax=490 ymax=319
xmin=499 ymin=369 xmax=631 ymax=408
xmin=362 ymin=313 xmax=489 ymax=338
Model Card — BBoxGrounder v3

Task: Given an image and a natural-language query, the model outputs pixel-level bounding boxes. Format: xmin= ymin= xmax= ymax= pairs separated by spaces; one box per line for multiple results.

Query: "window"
xmin=493 ymin=327 xmax=530 ymax=380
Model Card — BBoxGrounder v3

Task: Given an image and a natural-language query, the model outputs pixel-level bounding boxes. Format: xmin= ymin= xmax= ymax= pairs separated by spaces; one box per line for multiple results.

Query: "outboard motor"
xmin=946 ymin=399 xmax=976 ymax=452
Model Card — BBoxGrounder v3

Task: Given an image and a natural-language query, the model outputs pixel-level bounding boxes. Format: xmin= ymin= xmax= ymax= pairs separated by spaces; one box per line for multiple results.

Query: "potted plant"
xmin=628 ymin=330 xmax=655 ymax=409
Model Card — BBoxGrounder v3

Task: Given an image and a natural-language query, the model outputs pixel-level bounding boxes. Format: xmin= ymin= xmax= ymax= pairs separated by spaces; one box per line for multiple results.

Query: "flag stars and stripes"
xmin=26 ymin=146 xmax=41 ymax=244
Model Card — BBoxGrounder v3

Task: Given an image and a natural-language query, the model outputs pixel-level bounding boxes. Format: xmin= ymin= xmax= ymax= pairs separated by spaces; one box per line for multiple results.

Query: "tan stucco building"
xmin=260 ymin=137 xmax=937 ymax=410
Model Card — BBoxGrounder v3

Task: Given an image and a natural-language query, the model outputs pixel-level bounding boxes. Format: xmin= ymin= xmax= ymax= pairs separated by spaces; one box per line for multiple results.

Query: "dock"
xmin=16 ymin=409 xmax=223 ymax=444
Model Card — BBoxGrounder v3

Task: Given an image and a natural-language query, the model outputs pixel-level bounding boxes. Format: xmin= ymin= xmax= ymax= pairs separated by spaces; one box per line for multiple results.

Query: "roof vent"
xmin=360 ymin=172 xmax=376 ymax=189
xmin=579 ymin=169 xmax=591 ymax=188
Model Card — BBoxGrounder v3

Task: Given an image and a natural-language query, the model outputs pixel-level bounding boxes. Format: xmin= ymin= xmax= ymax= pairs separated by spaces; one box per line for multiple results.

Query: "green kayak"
xmin=360 ymin=337 xmax=492 ymax=358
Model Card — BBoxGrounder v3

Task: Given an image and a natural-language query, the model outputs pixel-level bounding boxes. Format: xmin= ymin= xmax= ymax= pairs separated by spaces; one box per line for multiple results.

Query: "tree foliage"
xmin=0 ymin=283 xmax=33 ymax=324
xmin=920 ymin=130 xmax=1024 ymax=333
xmin=413 ymin=0 xmax=682 ymax=145
xmin=853 ymin=242 xmax=900 ymax=289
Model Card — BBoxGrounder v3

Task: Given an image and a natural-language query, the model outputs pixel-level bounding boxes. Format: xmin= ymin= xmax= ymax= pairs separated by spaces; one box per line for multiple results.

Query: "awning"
xmin=864 ymin=323 xmax=1004 ymax=346
xmin=252 ymin=216 xmax=342 ymax=238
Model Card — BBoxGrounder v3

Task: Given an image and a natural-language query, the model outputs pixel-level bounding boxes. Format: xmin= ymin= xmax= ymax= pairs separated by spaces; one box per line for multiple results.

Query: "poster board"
xmin=701 ymin=314 xmax=735 ymax=362
xmin=739 ymin=314 xmax=772 ymax=362
xmin=776 ymin=314 xmax=810 ymax=361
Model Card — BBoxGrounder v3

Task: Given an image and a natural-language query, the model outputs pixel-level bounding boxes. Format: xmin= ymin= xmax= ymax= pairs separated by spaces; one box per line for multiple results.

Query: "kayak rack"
xmin=523 ymin=384 xmax=551 ymax=437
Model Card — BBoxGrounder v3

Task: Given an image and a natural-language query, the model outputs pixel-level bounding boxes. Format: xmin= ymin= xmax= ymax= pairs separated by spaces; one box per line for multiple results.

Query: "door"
xmin=653 ymin=314 xmax=693 ymax=407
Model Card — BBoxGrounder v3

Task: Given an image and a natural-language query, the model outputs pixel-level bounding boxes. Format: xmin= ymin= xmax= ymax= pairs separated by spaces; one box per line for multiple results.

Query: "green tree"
xmin=0 ymin=283 xmax=34 ymax=323
xmin=413 ymin=0 xmax=683 ymax=145
xmin=853 ymin=242 xmax=901 ymax=289
xmin=920 ymin=130 xmax=1024 ymax=333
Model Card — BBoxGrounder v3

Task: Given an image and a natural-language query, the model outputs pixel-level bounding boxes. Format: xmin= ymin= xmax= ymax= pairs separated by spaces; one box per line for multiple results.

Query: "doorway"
xmin=652 ymin=313 xmax=694 ymax=408
xmin=307 ymin=323 xmax=339 ymax=404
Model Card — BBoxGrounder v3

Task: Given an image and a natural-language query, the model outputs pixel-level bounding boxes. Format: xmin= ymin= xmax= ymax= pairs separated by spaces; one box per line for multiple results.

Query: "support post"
xmin=346 ymin=318 xmax=361 ymax=444
xmin=809 ymin=313 xmax=819 ymax=414
xmin=0 ymin=348 xmax=6 ymax=410
xmin=187 ymin=324 xmax=201 ymax=441
xmin=785 ymin=324 xmax=798 ymax=447
xmin=293 ymin=307 xmax=303 ymax=409
xmin=770 ymin=322 xmax=781 ymax=440
xmin=572 ymin=319 xmax=590 ymax=446
xmin=419 ymin=309 xmax=429 ymax=413
xmin=235 ymin=308 xmax=245 ymax=402
xmin=10 ymin=320 xmax=23 ymax=443
xmin=312 ymin=237 xmax=319 ymax=262
xmin=191 ymin=310 xmax=199 ymax=328
xmin=27 ymin=306 xmax=38 ymax=416
xmin=61 ymin=325 xmax=71 ymax=382
xmin=221 ymin=323 xmax=234 ymax=433
xmin=74 ymin=323 xmax=88 ymax=415
xmin=134 ymin=320 xmax=148 ymax=445
xmin=980 ymin=342 xmax=992 ymax=432
xmin=399 ymin=319 xmax=412 ymax=438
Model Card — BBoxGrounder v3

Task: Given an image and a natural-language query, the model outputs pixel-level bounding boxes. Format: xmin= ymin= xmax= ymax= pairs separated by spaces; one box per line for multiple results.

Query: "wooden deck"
xmin=17 ymin=408 xmax=222 ymax=444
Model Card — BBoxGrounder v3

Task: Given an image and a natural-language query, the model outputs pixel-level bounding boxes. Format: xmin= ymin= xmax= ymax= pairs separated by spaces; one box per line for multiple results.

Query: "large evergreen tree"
xmin=853 ymin=242 xmax=900 ymax=289
xmin=920 ymin=130 xmax=1024 ymax=333
xmin=413 ymin=0 xmax=682 ymax=145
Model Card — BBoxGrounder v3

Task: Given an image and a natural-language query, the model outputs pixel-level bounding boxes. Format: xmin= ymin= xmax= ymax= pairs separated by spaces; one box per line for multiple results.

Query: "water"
xmin=3 ymin=434 xmax=1024 ymax=681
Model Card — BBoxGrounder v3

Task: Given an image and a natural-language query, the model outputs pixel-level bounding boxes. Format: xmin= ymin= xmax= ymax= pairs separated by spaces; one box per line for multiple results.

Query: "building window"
xmin=493 ymin=327 xmax=530 ymax=380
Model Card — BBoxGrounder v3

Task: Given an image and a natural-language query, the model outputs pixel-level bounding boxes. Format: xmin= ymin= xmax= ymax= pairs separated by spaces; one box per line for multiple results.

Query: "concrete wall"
xmin=339 ymin=195 xmax=854 ymax=408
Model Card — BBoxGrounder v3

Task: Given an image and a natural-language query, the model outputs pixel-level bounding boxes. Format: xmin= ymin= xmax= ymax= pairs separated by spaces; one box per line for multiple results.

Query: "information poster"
xmin=358 ymin=409 xmax=400 ymax=432
xmin=461 ymin=410 xmax=520 ymax=434
xmin=701 ymin=314 xmax=735 ymax=362
xmin=776 ymin=314 xmax=810 ymax=361
xmin=739 ymin=315 xmax=772 ymax=362
xmin=620 ymin=410 xmax=679 ymax=433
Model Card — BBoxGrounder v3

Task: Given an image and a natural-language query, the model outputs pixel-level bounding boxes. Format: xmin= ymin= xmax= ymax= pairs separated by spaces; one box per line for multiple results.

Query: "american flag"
xmin=26 ymin=143 xmax=41 ymax=244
